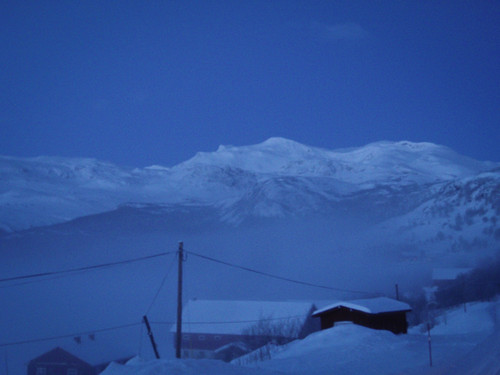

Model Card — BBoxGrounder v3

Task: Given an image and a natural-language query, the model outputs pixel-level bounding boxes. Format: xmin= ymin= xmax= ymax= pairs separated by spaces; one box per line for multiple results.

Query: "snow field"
xmin=102 ymin=299 xmax=500 ymax=375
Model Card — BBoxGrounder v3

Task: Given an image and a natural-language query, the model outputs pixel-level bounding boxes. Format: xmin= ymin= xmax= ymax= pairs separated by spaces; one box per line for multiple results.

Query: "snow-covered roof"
xmin=170 ymin=300 xmax=315 ymax=335
xmin=312 ymin=297 xmax=411 ymax=316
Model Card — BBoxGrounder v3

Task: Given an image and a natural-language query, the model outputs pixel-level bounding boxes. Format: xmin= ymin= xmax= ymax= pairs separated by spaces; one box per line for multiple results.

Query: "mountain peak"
xmin=177 ymin=138 xmax=497 ymax=181
xmin=180 ymin=137 xmax=322 ymax=175
xmin=258 ymin=137 xmax=311 ymax=149
xmin=214 ymin=137 xmax=314 ymax=154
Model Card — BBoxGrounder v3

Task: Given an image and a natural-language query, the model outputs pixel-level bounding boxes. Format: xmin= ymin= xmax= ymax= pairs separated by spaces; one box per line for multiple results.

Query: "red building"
xmin=312 ymin=297 xmax=411 ymax=334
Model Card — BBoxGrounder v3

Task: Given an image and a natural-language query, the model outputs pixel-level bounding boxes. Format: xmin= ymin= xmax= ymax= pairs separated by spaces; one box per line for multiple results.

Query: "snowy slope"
xmin=102 ymin=358 xmax=284 ymax=375
xmin=100 ymin=299 xmax=500 ymax=375
xmin=374 ymin=171 xmax=500 ymax=256
xmin=0 ymin=155 xmax=249 ymax=232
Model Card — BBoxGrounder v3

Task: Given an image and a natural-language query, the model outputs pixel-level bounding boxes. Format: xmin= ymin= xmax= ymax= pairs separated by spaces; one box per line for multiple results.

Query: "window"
xmin=182 ymin=334 xmax=191 ymax=341
xmin=35 ymin=368 xmax=46 ymax=375
xmin=198 ymin=335 xmax=206 ymax=341
xmin=67 ymin=369 xmax=78 ymax=375
xmin=214 ymin=335 xmax=221 ymax=341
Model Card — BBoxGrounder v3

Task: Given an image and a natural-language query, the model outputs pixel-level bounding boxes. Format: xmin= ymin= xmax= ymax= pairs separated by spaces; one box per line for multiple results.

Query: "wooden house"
xmin=28 ymin=347 xmax=95 ymax=375
xmin=171 ymin=299 xmax=319 ymax=361
xmin=27 ymin=346 xmax=132 ymax=375
xmin=312 ymin=297 xmax=411 ymax=334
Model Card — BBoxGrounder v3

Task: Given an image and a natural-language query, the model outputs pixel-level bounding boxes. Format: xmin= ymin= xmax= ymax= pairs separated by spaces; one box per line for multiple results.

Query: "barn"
xmin=172 ymin=299 xmax=319 ymax=361
xmin=312 ymin=297 xmax=411 ymax=334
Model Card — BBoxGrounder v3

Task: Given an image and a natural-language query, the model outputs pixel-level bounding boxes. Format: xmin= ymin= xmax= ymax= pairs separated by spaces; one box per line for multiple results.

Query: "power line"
xmin=185 ymin=250 xmax=376 ymax=295
xmin=144 ymin=255 xmax=177 ymax=315
xmin=0 ymin=322 xmax=141 ymax=348
xmin=0 ymin=270 xmax=91 ymax=289
xmin=0 ymin=251 xmax=175 ymax=284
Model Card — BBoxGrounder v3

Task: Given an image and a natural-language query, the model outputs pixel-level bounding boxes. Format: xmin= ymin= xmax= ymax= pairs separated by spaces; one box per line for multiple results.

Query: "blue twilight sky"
xmin=1 ymin=1 xmax=499 ymax=167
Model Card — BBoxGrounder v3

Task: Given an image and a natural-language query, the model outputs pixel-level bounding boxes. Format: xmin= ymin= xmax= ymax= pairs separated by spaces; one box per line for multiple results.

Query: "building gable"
xmin=28 ymin=347 xmax=95 ymax=375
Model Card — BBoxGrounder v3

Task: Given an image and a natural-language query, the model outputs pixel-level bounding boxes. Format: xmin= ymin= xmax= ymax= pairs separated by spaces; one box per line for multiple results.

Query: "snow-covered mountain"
xmin=374 ymin=170 xmax=500 ymax=254
xmin=1 ymin=138 xmax=498 ymax=234
xmin=0 ymin=137 xmax=498 ymax=279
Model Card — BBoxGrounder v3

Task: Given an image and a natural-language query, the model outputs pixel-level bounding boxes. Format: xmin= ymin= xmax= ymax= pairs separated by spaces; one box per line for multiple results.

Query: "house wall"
xmin=175 ymin=327 xmax=311 ymax=360
xmin=318 ymin=307 xmax=409 ymax=334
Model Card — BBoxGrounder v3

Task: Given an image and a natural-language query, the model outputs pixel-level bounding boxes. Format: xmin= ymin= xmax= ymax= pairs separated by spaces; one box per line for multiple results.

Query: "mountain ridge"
xmin=1 ymin=139 xmax=498 ymax=237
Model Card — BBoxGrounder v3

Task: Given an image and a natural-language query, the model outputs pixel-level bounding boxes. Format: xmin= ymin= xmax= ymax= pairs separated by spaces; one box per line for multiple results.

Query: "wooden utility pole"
xmin=175 ymin=241 xmax=184 ymax=359
xmin=143 ymin=315 xmax=160 ymax=359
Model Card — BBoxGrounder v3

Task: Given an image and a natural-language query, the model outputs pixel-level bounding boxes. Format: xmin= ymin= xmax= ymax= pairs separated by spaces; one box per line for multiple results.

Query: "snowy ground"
xmin=102 ymin=299 xmax=500 ymax=375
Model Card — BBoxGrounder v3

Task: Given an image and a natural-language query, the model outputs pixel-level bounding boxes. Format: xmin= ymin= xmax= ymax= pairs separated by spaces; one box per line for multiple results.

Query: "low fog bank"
xmin=0 ymin=210 xmax=440 ymax=327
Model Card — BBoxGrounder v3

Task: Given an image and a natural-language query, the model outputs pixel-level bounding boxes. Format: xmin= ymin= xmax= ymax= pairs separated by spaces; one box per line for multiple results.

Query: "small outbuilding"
xmin=312 ymin=297 xmax=411 ymax=334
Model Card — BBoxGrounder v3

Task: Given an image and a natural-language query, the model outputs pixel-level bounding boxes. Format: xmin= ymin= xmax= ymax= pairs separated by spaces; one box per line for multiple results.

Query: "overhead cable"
xmin=144 ymin=255 xmax=177 ymax=315
xmin=185 ymin=250 xmax=376 ymax=295
xmin=0 ymin=322 xmax=141 ymax=348
xmin=0 ymin=251 xmax=174 ymax=284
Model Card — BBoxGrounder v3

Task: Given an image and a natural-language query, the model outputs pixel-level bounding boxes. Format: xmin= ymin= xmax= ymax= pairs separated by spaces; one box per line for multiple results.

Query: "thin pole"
xmin=142 ymin=315 xmax=160 ymax=359
xmin=395 ymin=284 xmax=399 ymax=300
xmin=176 ymin=241 xmax=184 ymax=359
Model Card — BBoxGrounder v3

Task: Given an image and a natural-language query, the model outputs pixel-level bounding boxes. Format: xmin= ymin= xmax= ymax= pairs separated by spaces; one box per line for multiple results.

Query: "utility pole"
xmin=176 ymin=241 xmax=184 ymax=359
xmin=143 ymin=315 xmax=160 ymax=359
xmin=395 ymin=283 xmax=399 ymax=300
